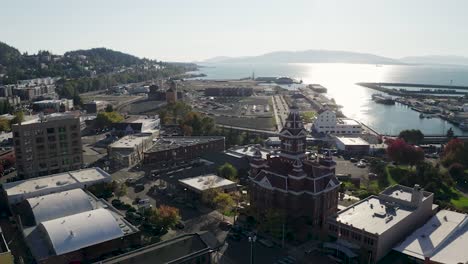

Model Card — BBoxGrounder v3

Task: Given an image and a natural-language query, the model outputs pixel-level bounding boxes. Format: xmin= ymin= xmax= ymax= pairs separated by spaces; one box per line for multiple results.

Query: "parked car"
xmin=138 ymin=199 xmax=150 ymax=205
xmin=350 ymin=158 xmax=358 ymax=163
xmin=356 ymin=162 xmax=366 ymax=168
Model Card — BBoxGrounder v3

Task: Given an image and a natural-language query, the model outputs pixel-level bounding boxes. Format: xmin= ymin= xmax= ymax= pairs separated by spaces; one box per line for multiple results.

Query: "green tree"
xmin=398 ymin=129 xmax=424 ymax=145
xmin=105 ymin=104 xmax=114 ymax=112
xmin=0 ymin=118 xmax=11 ymax=132
xmin=114 ymin=183 xmax=127 ymax=200
xmin=213 ymin=192 xmax=235 ymax=219
xmin=218 ymin=163 xmax=238 ymax=181
xmin=301 ymin=111 xmax=316 ymax=123
xmin=95 ymin=111 xmax=124 ymax=128
xmin=10 ymin=110 xmax=24 ymax=125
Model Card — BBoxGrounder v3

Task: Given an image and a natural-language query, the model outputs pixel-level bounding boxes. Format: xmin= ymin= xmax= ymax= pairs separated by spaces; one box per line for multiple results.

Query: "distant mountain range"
xmin=202 ymin=50 xmax=468 ymax=66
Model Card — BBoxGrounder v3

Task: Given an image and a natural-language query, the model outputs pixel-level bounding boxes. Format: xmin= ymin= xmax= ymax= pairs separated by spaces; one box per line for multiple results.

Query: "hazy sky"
xmin=1 ymin=0 xmax=467 ymax=61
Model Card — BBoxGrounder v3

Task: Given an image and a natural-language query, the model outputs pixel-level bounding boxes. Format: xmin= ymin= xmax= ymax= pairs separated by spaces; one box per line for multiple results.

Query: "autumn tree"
xmin=147 ymin=205 xmax=180 ymax=229
xmin=158 ymin=205 xmax=181 ymax=228
xmin=441 ymin=138 xmax=468 ymax=167
xmin=386 ymin=138 xmax=424 ymax=166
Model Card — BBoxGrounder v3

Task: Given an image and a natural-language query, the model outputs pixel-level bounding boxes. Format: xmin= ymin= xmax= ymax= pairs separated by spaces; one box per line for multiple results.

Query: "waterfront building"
xmin=393 ymin=209 xmax=467 ymax=264
xmin=334 ymin=136 xmax=370 ymax=155
xmin=312 ymin=109 xmax=362 ymax=135
xmin=326 ymin=184 xmax=437 ymax=264
xmin=249 ymin=107 xmax=340 ymax=240
xmin=12 ymin=112 xmax=83 ymax=178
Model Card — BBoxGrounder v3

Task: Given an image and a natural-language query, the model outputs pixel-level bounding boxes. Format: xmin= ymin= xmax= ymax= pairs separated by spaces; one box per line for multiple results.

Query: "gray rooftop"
xmin=333 ymin=185 xmax=434 ymax=235
xmin=146 ymin=136 xmax=224 ymax=153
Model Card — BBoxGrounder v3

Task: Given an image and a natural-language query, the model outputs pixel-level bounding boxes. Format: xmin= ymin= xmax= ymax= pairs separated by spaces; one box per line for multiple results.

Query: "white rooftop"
xmin=27 ymin=189 xmax=95 ymax=224
xmin=227 ymin=146 xmax=271 ymax=159
xmin=393 ymin=210 xmax=468 ymax=264
xmin=109 ymin=134 xmax=151 ymax=149
xmin=336 ymin=137 xmax=369 ymax=146
xmin=2 ymin=167 xmax=110 ymax=198
xmin=178 ymin=174 xmax=236 ymax=193
xmin=335 ymin=196 xmax=414 ymax=235
xmin=20 ymin=112 xmax=78 ymax=125
xmin=337 ymin=118 xmax=361 ymax=126
xmin=39 ymin=208 xmax=124 ymax=256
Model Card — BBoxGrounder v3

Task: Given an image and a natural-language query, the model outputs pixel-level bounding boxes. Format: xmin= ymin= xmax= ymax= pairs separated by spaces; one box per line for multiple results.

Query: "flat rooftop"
xmin=381 ymin=185 xmax=430 ymax=203
xmin=336 ymin=137 xmax=369 ymax=146
xmin=393 ymin=210 xmax=468 ymax=264
xmin=146 ymin=136 xmax=223 ymax=153
xmin=227 ymin=145 xmax=271 ymax=159
xmin=109 ymin=134 xmax=152 ymax=149
xmin=20 ymin=112 xmax=79 ymax=125
xmin=334 ymin=196 xmax=415 ymax=235
xmin=32 ymin=99 xmax=70 ymax=104
xmin=178 ymin=174 xmax=236 ymax=193
xmin=337 ymin=118 xmax=361 ymax=126
xmin=2 ymin=167 xmax=110 ymax=197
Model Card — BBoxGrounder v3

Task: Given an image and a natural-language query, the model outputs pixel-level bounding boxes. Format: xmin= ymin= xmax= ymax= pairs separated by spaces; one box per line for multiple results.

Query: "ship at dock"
xmin=371 ymin=93 xmax=395 ymax=105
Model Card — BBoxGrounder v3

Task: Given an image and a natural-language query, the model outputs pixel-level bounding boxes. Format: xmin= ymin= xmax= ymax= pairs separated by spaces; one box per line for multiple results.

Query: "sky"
xmin=1 ymin=0 xmax=468 ymax=61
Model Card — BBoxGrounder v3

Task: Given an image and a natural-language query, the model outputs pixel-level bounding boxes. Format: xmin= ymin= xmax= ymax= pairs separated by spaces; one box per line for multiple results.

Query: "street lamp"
xmin=248 ymin=235 xmax=257 ymax=264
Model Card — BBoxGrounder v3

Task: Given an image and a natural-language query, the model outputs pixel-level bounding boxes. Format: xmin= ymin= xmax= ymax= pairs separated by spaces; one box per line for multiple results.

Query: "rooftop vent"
xmin=373 ymin=211 xmax=386 ymax=218
xmin=35 ymin=184 xmax=48 ymax=189
xmin=56 ymin=180 xmax=69 ymax=186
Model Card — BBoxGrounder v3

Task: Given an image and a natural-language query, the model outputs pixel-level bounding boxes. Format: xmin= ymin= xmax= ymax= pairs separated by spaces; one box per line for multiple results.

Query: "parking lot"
xmin=334 ymin=156 xmax=370 ymax=180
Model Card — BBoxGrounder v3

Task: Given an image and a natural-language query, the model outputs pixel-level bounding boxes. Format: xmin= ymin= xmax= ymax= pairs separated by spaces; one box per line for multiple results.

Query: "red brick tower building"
xmin=249 ymin=107 xmax=339 ymax=239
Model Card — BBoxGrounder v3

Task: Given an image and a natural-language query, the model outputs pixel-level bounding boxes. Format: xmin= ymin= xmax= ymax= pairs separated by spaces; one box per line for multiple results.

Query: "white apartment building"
xmin=312 ymin=109 xmax=362 ymax=134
